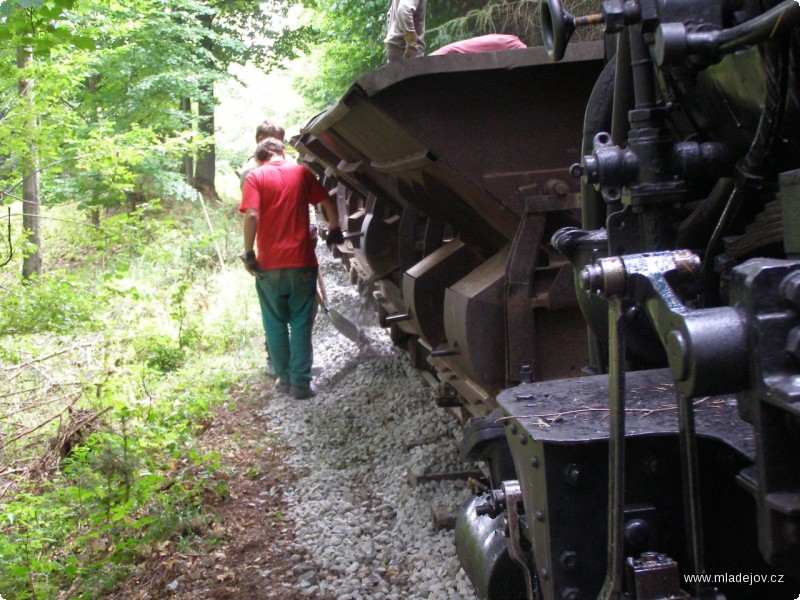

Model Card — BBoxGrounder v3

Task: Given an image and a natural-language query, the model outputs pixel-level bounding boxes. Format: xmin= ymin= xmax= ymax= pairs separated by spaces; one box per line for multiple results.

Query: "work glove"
xmin=326 ymin=226 xmax=344 ymax=249
xmin=403 ymin=32 xmax=423 ymax=58
xmin=239 ymin=250 xmax=262 ymax=277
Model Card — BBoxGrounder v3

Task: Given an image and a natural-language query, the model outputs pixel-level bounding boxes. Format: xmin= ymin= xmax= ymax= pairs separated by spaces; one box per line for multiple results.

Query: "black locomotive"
xmin=293 ymin=1 xmax=800 ymax=598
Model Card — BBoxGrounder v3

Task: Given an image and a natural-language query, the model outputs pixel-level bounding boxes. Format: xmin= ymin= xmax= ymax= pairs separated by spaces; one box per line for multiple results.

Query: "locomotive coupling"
xmin=475 ymin=488 xmax=507 ymax=520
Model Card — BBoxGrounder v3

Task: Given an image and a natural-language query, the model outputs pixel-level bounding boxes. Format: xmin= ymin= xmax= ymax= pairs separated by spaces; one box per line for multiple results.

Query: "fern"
xmin=428 ymin=0 xmax=603 ymax=50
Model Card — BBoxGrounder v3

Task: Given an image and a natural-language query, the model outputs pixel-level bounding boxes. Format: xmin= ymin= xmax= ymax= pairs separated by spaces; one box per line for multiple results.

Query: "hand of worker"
xmin=239 ymin=250 xmax=262 ymax=277
xmin=404 ymin=32 xmax=422 ymax=58
xmin=326 ymin=226 xmax=344 ymax=249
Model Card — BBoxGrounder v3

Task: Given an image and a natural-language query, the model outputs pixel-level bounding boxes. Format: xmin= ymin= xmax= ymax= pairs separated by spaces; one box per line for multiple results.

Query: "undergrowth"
xmin=0 ymin=196 xmax=264 ymax=598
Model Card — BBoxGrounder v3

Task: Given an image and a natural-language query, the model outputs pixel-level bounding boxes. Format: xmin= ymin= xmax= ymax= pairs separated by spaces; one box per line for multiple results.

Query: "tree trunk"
xmin=180 ymin=97 xmax=194 ymax=183
xmin=18 ymin=46 xmax=41 ymax=280
xmin=193 ymin=13 xmax=218 ymax=203
xmin=127 ymin=191 xmax=138 ymax=214
xmin=194 ymin=92 xmax=218 ymax=202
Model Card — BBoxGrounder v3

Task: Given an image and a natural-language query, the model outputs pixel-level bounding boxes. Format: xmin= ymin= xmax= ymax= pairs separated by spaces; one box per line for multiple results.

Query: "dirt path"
xmin=107 ymin=378 xmax=319 ymax=599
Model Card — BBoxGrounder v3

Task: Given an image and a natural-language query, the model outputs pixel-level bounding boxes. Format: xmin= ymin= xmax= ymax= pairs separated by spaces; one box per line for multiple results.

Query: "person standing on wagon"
xmin=384 ymin=0 xmax=426 ymax=63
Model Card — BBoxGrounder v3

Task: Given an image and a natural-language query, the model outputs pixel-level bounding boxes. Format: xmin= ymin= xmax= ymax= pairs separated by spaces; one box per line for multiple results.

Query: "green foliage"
xmin=0 ymin=0 xmax=46 ymax=17
xmin=134 ymin=334 xmax=186 ymax=372
xmin=0 ymin=0 xmax=318 ymax=241
xmin=0 ymin=194 xmax=259 ymax=597
xmin=0 ymin=200 xmax=190 ymax=338
xmin=45 ymin=128 xmax=201 ymax=212
xmin=0 ymin=272 xmax=98 ymax=335
xmin=0 ymin=0 xmax=348 ymax=585
xmin=0 ymin=361 xmax=237 ymax=598
xmin=426 ymin=0 xmax=542 ymax=47
xmin=292 ymin=0 xmax=389 ymax=109
xmin=92 ymin=202 xmax=174 ymax=255
xmin=428 ymin=0 xmax=602 ymax=47
xmin=294 ymin=40 xmax=384 ymax=110
xmin=0 ymin=384 xmax=228 ymax=598
xmin=215 ymin=0 xmax=316 ymax=70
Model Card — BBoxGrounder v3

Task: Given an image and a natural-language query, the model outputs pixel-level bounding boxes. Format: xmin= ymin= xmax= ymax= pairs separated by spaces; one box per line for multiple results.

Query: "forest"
xmin=0 ymin=0 xmax=589 ymax=596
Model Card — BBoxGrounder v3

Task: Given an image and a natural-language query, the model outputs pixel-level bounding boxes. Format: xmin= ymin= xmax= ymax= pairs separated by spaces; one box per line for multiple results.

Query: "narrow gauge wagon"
xmin=294 ymin=2 xmax=800 ymax=598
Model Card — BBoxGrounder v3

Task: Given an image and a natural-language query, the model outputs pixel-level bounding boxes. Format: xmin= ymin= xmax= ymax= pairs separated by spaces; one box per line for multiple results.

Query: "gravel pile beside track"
xmin=256 ymin=252 xmax=478 ymax=600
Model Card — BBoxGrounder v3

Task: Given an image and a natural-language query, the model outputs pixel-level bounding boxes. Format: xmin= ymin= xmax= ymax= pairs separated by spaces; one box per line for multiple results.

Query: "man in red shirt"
xmin=238 ymin=119 xmax=286 ymax=376
xmin=239 ymin=138 xmax=342 ymax=399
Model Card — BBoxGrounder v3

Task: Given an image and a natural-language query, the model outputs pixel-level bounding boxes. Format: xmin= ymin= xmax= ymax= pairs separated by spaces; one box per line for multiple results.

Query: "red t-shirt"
xmin=239 ymin=160 xmax=328 ymax=270
xmin=430 ymin=34 xmax=526 ymax=55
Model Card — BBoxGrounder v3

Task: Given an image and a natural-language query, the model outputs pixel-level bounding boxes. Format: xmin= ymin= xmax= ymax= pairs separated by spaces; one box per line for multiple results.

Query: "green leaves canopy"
xmin=0 ymin=0 xmax=312 ymax=211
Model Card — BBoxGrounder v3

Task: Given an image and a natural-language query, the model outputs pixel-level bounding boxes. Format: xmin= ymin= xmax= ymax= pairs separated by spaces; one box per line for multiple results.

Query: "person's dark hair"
xmin=255 ymin=119 xmax=285 ymax=142
xmin=255 ymin=137 xmax=286 ymax=163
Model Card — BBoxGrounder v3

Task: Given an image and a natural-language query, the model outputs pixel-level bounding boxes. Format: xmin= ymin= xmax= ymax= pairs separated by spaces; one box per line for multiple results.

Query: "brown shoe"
xmin=290 ymin=384 xmax=316 ymax=399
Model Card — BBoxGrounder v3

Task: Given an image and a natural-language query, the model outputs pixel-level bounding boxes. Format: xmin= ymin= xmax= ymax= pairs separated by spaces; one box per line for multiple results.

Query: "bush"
xmin=133 ymin=334 xmax=185 ymax=372
xmin=0 ymin=274 xmax=98 ymax=335
xmin=0 ymin=179 xmax=258 ymax=598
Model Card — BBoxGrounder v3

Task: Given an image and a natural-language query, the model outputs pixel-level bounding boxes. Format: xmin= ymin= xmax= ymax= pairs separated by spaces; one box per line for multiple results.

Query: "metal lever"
xmin=430 ymin=347 xmax=460 ymax=357
xmin=598 ymin=297 xmax=627 ymax=600
xmin=502 ymin=480 xmax=536 ymax=600
xmin=384 ymin=313 xmax=412 ymax=324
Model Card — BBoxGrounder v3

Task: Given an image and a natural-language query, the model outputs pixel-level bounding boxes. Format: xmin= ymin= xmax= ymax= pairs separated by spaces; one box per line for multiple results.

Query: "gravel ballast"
xmin=256 ymin=252 xmax=480 ymax=600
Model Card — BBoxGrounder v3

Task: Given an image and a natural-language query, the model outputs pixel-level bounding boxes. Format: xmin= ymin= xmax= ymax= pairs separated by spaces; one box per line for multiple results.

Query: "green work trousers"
xmin=255 ymin=267 xmax=318 ymax=388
